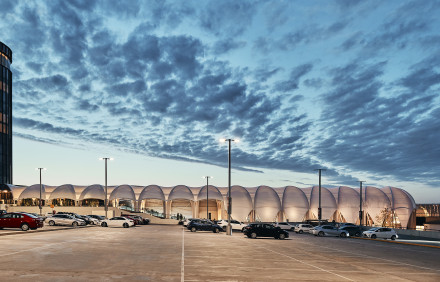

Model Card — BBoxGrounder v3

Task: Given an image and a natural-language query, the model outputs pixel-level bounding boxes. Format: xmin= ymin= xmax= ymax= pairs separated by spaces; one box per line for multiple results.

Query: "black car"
xmin=187 ymin=219 xmax=222 ymax=233
xmin=339 ymin=226 xmax=362 ymax=237
xmin=243 ymin=223 xmax=289 ymax=239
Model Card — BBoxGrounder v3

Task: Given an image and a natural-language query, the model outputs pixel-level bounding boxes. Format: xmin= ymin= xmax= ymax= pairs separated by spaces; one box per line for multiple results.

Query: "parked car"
xmin=275 ymin=222 xmax=295 ymax=231
xmin=0 ymin=212 xmax=44 ymax=231
xmin=216 ymin=219 xmax=247 ymax=231
xmin=187 ymin=219 xmax=223 ymax=233
xmin=124 ymin=215 xmax=148 ymax=225
xmin=339 ymin=226 xmax=362 ymax=237
xmin=101 ymin=217 xmax=134 ymax=228
xmin=183 ymin=218 xmax=195 ymax=227
xmin=312 ymin=225 xmax=350 ymax=237
xmin=79 ymin=215 xmax=99 ymax=225
xmin=363 ymin=227 xmax=398 ymax=240
xmin=294 ymin=223 xmax=314 ymax=234
xmin=57 ymin=212 xmax=89 ymax=225
xmin=243 ymin=223 xmax=289 ymax=239
xmin=87 ymin=215 xmax=105 ymax=223
xmin=45 ymin=214 xmax=86 ymax=227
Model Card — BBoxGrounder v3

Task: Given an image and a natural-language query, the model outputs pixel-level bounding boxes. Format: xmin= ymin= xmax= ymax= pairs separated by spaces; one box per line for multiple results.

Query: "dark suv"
xmin=187 ymin=219 xmax=223 ymax=233
xmin=339 ymin=226 xmax=362 ymax=237
xmin=243 ymin=223 xmax=289 ymax=239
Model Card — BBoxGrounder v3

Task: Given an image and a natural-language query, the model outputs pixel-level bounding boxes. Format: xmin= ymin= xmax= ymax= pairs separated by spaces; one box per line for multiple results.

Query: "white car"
xmin=216 ymin=219 xmax=247 ymax=231
xmin=363 ymin=227 xmax=398 ymax=240
xmin=275 ymin=222 xmax=295 ymax=230
xmin=101 ymin=217 xmax=134 ymax=228
xmin=294 ymin=223 xmax=314 ymax=234
xmin=45 ymin=214 xmax=86 ymax=227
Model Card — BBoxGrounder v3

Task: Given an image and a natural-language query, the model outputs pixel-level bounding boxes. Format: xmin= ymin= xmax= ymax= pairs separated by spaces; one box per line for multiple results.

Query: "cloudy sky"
xmin=1 ymin=0 xmax=440 ymax=203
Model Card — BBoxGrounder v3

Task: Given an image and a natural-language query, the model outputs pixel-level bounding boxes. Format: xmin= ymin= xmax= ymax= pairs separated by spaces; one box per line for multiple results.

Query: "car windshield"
xmin=368 ymin=228 xmax=379 ymax=231
xmin=21 ymin=213 xmax=39 ymax=218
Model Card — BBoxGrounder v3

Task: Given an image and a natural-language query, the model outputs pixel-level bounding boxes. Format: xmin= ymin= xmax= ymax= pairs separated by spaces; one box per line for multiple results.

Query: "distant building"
xmin=6 ymin=184 xmax=417 ymax=228
xmin=0 ymin=42 xmax=12 ymax=185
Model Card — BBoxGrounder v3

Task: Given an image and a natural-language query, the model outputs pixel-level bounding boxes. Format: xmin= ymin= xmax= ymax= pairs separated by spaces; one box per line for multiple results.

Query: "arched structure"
xmin=282 ymin=186 xmax=309 ymax=222
xmin=168 ymin=185 xmax=194 ymax=218
xmin=254 ymin=186 xmax=281 ymax=222
xmin=227 ymin=185 xmax=253 ymax=222
xmin=79 ymin=184 xmax=105 ymax=207
xmin=49 ymin=184 xmax=76 ymax=206
xmin=139 ymin=185 xmax=166 ymax=215
xmin=197 ymin=185 xmax=223 ymax=220
xmin=18 ymin=184 xmax=46 ymax=201
xmin=109 ymin=185 xmax=136 ymax=209
xmin=309 ymin=186 xmax=337 ymax=220
xmin=363 ymin=186 xmax=391 ymax=226
xmin=334 ymin=186 xmax=359 ymax=224
xmin=382 ymin=187 xmax=416 ymax=229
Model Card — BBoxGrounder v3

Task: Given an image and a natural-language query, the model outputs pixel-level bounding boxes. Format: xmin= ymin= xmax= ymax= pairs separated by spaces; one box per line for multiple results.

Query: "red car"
xmin=0 ymin=212 xmax=44 ymax=231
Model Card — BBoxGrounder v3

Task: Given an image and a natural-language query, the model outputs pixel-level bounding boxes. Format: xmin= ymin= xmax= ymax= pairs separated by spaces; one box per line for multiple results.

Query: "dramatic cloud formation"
xmin=1 ymin=0 xmax=440 ymax=198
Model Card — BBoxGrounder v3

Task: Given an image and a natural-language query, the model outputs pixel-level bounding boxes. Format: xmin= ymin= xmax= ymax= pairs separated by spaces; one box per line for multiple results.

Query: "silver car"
xmin=294 ymin=223 xmax=314 ymax=234
xmin=45 ymin=214 xmax=86 ymax=227
xmin=312 ymin=225 xmax=350 ymax=237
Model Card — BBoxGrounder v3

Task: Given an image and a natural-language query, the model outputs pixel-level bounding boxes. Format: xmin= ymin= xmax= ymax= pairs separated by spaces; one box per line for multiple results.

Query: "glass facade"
xmin=0 ymin=42 xmax=12 ymax=184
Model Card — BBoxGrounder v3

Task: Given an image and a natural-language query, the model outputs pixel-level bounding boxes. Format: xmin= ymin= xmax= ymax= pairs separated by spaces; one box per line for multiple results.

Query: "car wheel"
xmin=21 ymin=223 xmax=30 ymax=231
xmin=123 ymin=223 xmax=129 ymax=228
xmin=72 ymin=221 xmax=78 ymax=227
xmin=101 ymin=222 xmax=107 ymax=227
xmin=49 ymin=220 xmax=55 ymax=226
xmin=318 ymin=231 xmax=324 ymax=237
xmin=251 ymin=232 xmax=257 ymax=239
xmin=222 ymin=226 xmax=227 ymax=231
xmin=340 ymin=232 xmax=347 ymax=238
xmin=391 ymin=235 xmax=396 ymax=240
xmin=279 ymin=233 xmax=286 ymax=240
xmin=191 ymin=227 xmax=196 ymax=232
xmin=299 ymin=230 xmax=303 ymax=234
xmin=355 ymin=232 xmax=361 ymax=237
xmin=213 ymin=228 xmax=219 ymax=233
xmin=371 ymin=234 xmax=377 ymax=239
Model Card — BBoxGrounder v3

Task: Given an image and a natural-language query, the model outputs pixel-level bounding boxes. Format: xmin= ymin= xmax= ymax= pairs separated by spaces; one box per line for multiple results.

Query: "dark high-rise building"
xmin=0 ymin=41 xmax=12 ymax=184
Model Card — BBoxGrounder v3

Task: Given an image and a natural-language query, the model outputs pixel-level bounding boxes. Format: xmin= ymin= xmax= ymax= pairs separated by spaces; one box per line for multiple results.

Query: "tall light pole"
xmin=203 ymin=176 xmax=213 ymax=220
xmin=99 ymin=157 xmax=113 ymax=219
xmin=220 ymin=138 xmax=239 ymax=235
xmin=36 ymin=168 xmax=46 ymax=216
xmin=359 ymin=181 xmax=365 ymax=227
xmin=315 ymin=169 xmax=326 ymax=226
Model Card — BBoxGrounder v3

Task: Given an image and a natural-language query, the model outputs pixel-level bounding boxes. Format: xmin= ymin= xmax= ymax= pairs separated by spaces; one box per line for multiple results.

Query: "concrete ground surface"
xmin=0 ymin=225 xmax=439 ymax=281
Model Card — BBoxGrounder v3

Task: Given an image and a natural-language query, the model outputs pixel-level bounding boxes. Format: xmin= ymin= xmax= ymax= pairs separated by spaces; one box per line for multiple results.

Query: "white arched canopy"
xmin=18 ymin=184 xmax=47 ymax=200
xmin=336 ymin=186 xmax=359 ymax=224
xmin=364 ymin=186 xmax=391 ymax=225
xmin=197 ymin=185 xmax=223 ymax=201
xmin=49 ymin=184 xmax=76 ymax=200
xmin=254 ymin=185 xmax=281 ymax=222
xmin=168 ymin=185 xmax=194 ymax=201
xmin=382 ymin=187 xmax=416 ymax=228
xmin=309 ymin=186 xmax=337 ymax=220
xmin=282 ymin=186 xmax=309 ymax=222
xmin=139 ymin=185 xmax=165 ymax=201
xmin=79 ymin=184 xmax=105 ymax=201
xmin=109 ymin=184 xmax=136 ymax=201
xmin=227 ymin=185 xmax=253 ymax=222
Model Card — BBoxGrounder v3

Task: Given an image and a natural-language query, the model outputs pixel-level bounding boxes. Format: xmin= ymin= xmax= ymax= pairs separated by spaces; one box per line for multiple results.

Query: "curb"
xmin=353 ymin=236 xmax=440 ymax=249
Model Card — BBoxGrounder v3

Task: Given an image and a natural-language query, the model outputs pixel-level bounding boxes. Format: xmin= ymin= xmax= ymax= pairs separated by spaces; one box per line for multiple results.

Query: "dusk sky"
xmin=1 ymin=0 xmax=440 ymax=203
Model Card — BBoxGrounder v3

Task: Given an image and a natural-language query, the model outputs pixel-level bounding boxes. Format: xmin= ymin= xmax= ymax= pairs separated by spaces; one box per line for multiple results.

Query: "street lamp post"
xmin=99 ymin=157 xmax=113 ymax=219
xmin=220 ymin=138 xmax=239 ymax=236
xmin=36 ymin=168 xmax=46 ymax=216
xmin=203 ymin=176 xmax=213 ymax=220
xmin=315 ymin=169 xmax=326 ymax=226
xmin=359 ymin=181 xmax=365 ymax=227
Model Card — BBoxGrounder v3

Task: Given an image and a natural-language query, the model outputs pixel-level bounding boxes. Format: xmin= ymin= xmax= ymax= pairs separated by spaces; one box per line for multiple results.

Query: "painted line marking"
xmin=181 ymin=227 xmax=185 ymax=282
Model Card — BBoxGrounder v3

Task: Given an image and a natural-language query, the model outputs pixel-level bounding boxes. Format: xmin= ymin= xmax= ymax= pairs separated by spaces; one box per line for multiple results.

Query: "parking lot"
xmin=0 ymin=225 xmax=439 ymax=281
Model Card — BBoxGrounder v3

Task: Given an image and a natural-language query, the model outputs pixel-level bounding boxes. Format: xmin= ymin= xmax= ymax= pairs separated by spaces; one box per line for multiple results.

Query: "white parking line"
xmin=181 ymin=227 xmax=185 ymax=282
